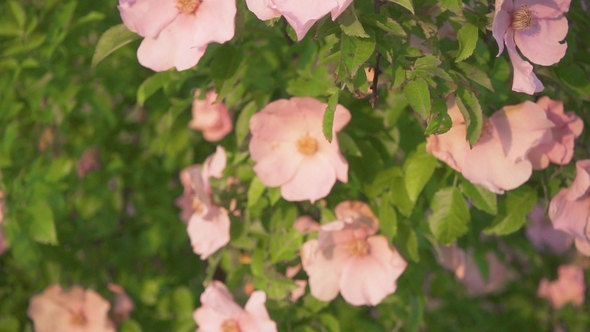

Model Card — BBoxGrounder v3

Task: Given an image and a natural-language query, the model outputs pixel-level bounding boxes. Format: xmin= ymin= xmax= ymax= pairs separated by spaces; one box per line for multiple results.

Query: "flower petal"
xmin=118 ymin=0 xmax=178 ymax=38
xmin=187 ymin=206 xmax=231 ymax=259
xmin=301 ymin=239 xmax=348 ymax=302
xmin=504 ymin=32 xmax=544 ymax=94
xmin=252 ymin=142 xmax=303 ymax=187
xmin=280 ymin=154 xmax=337 ymax=202
xmin=514 ymin=16 xmax=568 ymax=66
xmin=271 ymin=0 xmax=336 ymax=40
xmin=245 ymin=0 xmax=282 ymax=20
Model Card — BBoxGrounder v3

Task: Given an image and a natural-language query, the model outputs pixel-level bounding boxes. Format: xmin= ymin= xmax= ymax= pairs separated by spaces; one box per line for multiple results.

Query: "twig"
xmin=370 ymin=0 xmax=384 ymax=108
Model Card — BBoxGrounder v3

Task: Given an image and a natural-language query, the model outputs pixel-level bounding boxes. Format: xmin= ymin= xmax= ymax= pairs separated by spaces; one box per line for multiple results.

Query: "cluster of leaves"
xmin=1 ymin=0 xmax=590 ymax=331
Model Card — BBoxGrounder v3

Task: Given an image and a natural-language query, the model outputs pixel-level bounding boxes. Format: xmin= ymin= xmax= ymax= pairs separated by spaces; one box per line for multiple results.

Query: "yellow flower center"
xmin=347 ymin=239 xmax=369 ymax=257
xmin=69 ymin=311 xmax=87 ymax=326
xmin=191 ymin=197 xmax=205 ymax=214
xmin=512 ymin=5 xmax=533 ymax=31
xmin=221 ymin=319 xmax=241 ymax=332
xmin=296 ymin=135 xmax=318 ymax=155
xmin=176 ymin=0 xmax=201 ymax=14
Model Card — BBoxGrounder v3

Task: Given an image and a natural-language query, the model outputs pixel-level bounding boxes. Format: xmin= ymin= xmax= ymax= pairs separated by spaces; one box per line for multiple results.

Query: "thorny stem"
xmin=370 ymin=0 xmax=384 ymax=108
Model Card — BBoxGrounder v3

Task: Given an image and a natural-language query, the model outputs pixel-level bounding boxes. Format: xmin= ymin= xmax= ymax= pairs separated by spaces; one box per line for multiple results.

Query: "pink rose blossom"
xmin=538 ymin=265 xmax=585 ymax=309
xmin=528 ymin=97 xmax=583 ymax=170
xmin=76 ymin=147 xmax=101 ymax=178
xmin=427 ymin=96 xmax=554 ymax=194
xmin=492 ymin=0 xmax=570 ymax=94
xmin=549 ymin=160 xmax=590 ymax=255
xmin=437 ymin=244 xmax=512 ymax=296
xmin=118 ymin=0 xmax=236 ymax=71
xmin=193 ymin=281 xmax=277 ymax=332
xmin=189 ymin=90 xmax=233 ymax=142
xmin=525 ymin=204 xmax=573 ymax=254
xmin=300 ymin=201 xmax=407 ymax=306
xmin=245 ymin=0 xmax=353 ymax=41
xmin=107 ymin=283 xmax=135 ymax=324
xmin=249 ymin=97 xmax=350 ymax=203
xmin=175 ymin=146 xmax=230 ymax=259
xmin=27 ymin=284 xmax=115 ymax=332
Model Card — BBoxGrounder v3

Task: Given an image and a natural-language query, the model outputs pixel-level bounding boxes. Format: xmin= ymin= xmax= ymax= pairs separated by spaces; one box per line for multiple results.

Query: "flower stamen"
xmin=296 ymin=135 xmax=318 ymax=155
xmin=221 ymin=319 xmax=241 ymax=332
xmin=512 ymin=5 xmax=533 ymax=31
xmin=69 ymin=311 xmax=87 ymax=327
xmin=176 ymin=0 xmax=201 ymax=14
xmin=191 ymin=197 xmax=205 ymax=214
xmin=347 ymin=239 xmax=369 ymax=257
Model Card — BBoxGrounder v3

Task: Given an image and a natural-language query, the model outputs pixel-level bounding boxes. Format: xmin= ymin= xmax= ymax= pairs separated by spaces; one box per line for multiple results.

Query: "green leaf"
xmin=484 ymin=187 xmax=536 ymax=235
xmin=269 ymin=229 xmax=302 ymax=264
xmin=28 ymin=200 xmax=58 ymax=245
xmin=340 ymin=33 xmax=376 ymax=78
xmin=137 ymin=72 xmax=174 ymax=106
xmin=322 ymin=90 xmax=339 ymax=142
xmin=460 ymin=181 xmax=497 ymax=215
xmin=398 ymin=224 xmax=420 ymax=262
xmin=120 ymin=320 xmax=143 ymax=332
xmin=456 ymin=88 xmax=483 ymax=146
xmin=455 ymin=24 xmax=478 ymax=62
xmin=338 ymin=5 xmax=369 ymax=38
xmin=455 ymin=62 xmax=494 ymax=91
xmin=247 ymin=176 xmax=266 ymax=208
xmin=379 ymin=200 xmax=398 ymax=239
xmin=440 ymin=0 xmax=462 ymax=14
xmin=8 ymin=1 xmax=26 ymax=28
xmin=211 ymin=44 xmax=243 ymax=91
xmin=424 ymin=100 xmax=452 ymax=135
xmin=172 ymin=287 xmax=194 ymax=318
xmin=404 ymin=145 xmax=437 ymax=203
xmin=388 ymin=175 xmax=414 ymax=218
xmin=235 ymin=101 xmax=258 ymax=147
xmin=403 ymin=78 xmax=431 ymax=119
xmin=415 ymin=55 xmax=442 ymax=68
xmin=429 ymin=187 xmax=470 ymax=244
xmin=387 ymin=0 xmax=415 ymax=14
xmin=363 ymin=14 xmax=407 ymax=37
xmin=91 ymin=24 xmax=140 ymax=68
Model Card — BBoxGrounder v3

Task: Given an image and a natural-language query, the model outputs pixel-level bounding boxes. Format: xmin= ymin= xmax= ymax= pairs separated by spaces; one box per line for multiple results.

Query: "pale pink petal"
xmin=108 ymin=283 xmax=135 ymax=322
xmin=334 ymin=200 xmax=379 ymax=234
xmin=315 ymin=137 xmax=349 ymax=183
xmin=436 ymin=243 xmax=467 ymax=279
xmin=189 ymin=0 xmax=236 ymax=46
xmin=461 ymin=251 xmax=509 ymax=296
xmin=504 ymin=32 xmax=544 ymax=94
xmin=548 ymin=190 xmax=590 ymax=249
xmin=190 ymin=91 xmax=233 ymax=142
xmin=118 ymin=0 xmax=178 ymax=38
xmin=514 ymin=16 xmax=568 ymax=66
xmin=280 ymin=154 xmax=337 ymax=203
xmin=293 ymin=216 xmax=320 ymax=234
xmin=526 ymin=204 xmax=573 ymax=254
xmin=290 ymin=280 xmax=307 ymax=302
xmin=537 ymin=265 xmax=585 ymax=309
xmin=331 ymin=0 xmax=354 ymax=19
xmin=249 ymin=99 xmax=306 ymax=143
xmin=517 ymin=0 xmax=571 ymax=16
xmin=243 ymin=291 xmax=272 ymax=322
xmin=286 ymin=264 xmax=302 ymax=278
xmin=252 ymin=143 xmax=304 ymax=187
xmin=202 ymin=146 xmax=227 ymax=180
xmin=492 ymin=6 xmax=512 ymax=56
xmin=245 ymin=0 xmax=282 ymax=20
xmin=194 ymin=306 xmax=230 ymax=331
xmin=491 ymin=101 xmax=554 ymax=162
xmin=426 ymin=97 xmax=470 ymax=172
xmin=566 ymin=160 xmax=590 ymax=200
xmin=574 ymin=238 xmax=590 ymax=255
xmin=187 ymin=206 xmax=230 ymax=259
xmin=301 ymin=240 xmax=348 ymax=302
xmin=462 ymin=136 xmax=532 ymax=194
xmin=137 ymin=15 xmax=207 ymax=71
xmin=339 ymin=236 xmax=407 ymax=306
xmin=199 ymin=281 xmax=244 ymax=317
xmin=272 ymin=0 xmax=336 ymax=40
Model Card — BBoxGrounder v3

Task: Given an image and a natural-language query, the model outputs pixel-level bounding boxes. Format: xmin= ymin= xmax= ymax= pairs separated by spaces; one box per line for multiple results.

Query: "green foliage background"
xmin=1 ymin=0 xmax=590 ymax=331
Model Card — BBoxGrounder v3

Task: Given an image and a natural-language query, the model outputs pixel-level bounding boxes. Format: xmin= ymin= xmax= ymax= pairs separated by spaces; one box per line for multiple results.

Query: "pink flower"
xmin=27 ymin=284 xmax=115 ymax=332
xmin=193 ymin=281 xmax=277 ymax=332
xmin=492 ymin=0 xmax=570 ymax=94
xmin=538 ymin=265 xmax=585 ymax=309
xmin=549 ymin=160 xmax=590 ymax=255
xmin=118 ymin=0 xmax=236 ymax=71
xmin=175 ymin=146 xmax=230 ymax=259
xmin=189 ymin=90 xmax=233 ymax=142
xmin=300 ymin=201 xmax=407 ymax=306
xmin=285 ymin=265 xmax=307 ymax=302
xmin=245 ymin=0 xmax=353 ymax=41
xmin=427 ymin=96 xmax=554 ymax=194
xmin=525 ymin=204 xmax=573 ymax=254
xmin=107 ymin=283 xmax=135 ymax=324
xmin=437 ymin=244 xmax=512 ymax=296
xmin=528 ymin=97 xmax=583 ymax=170
xmin=76 ymin=147 xmax=101 ymax=178
xmin=249 ymin=97 xmax=350 ymax=203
